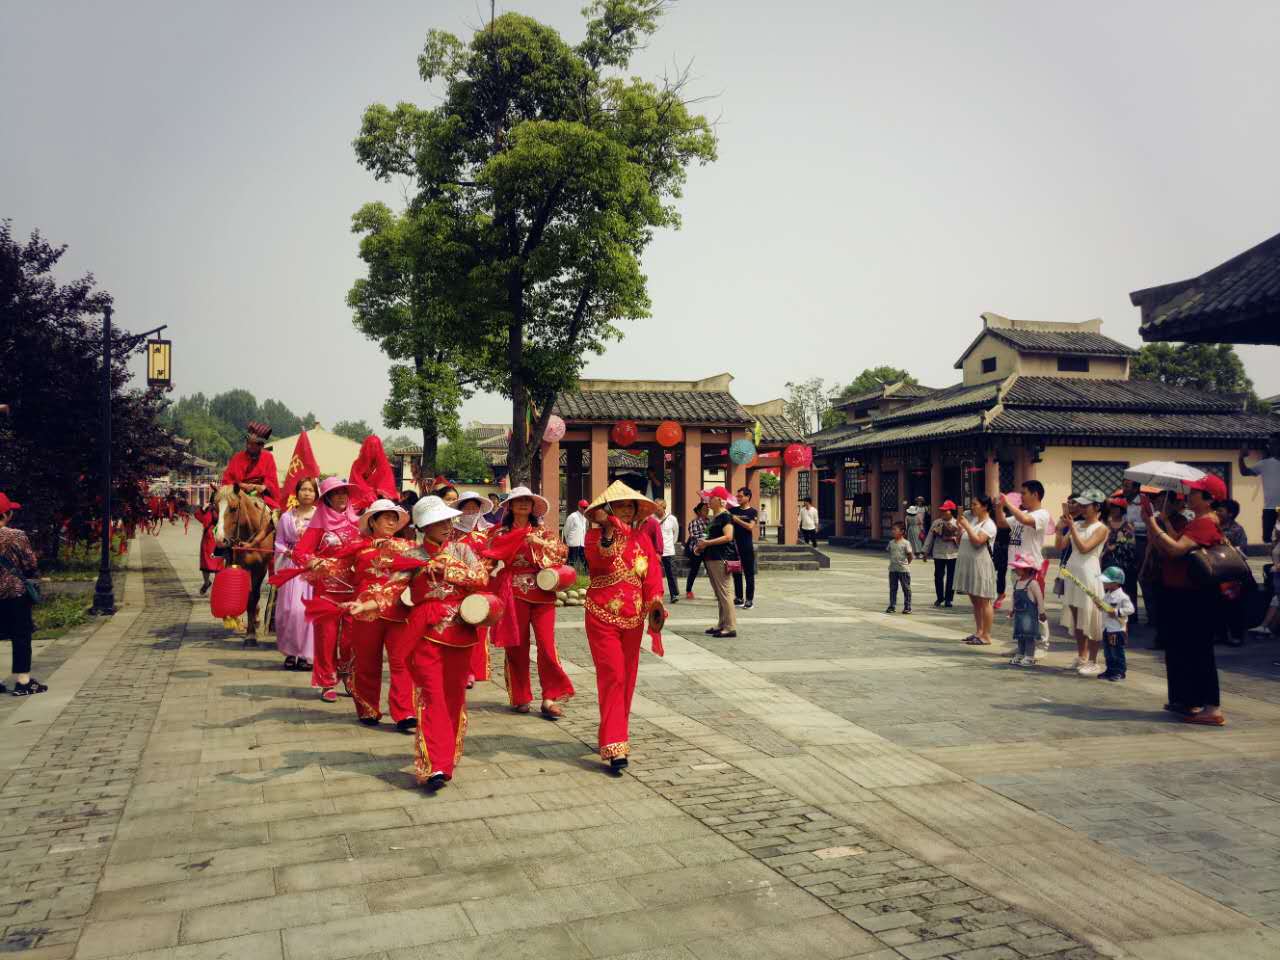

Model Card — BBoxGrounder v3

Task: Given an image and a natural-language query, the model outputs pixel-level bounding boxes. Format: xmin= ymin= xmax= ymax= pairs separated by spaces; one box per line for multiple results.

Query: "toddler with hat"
xmin=1008 ymin=553 xmax=1045 ymax=665
xmin=1099 ymin=566 xmax=1136 ymax=681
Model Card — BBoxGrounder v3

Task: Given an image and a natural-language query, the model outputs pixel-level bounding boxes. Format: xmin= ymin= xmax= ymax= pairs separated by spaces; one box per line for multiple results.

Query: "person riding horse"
xmin=222 ymin=421 xmax=282 ymax=508
xmin=214 ymin=421 xmax=281 ymax=646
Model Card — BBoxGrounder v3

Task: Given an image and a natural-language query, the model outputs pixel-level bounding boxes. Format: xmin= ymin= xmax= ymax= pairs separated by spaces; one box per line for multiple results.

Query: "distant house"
xmin=810 ymin=312 xmax=1279 ymax=544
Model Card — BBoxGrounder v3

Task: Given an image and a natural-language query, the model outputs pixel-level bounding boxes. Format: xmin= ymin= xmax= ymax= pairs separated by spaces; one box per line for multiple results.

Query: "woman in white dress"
xmin=954 ymin=495 xmax=997 ymax=645
xmin=1055 ymin=490 xmax=1109 ymax=676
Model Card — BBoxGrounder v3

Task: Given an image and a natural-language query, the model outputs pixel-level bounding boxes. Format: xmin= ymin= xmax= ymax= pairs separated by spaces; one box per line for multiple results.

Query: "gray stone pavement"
xmin=0 ymin=526 xmax=1276 ymax=960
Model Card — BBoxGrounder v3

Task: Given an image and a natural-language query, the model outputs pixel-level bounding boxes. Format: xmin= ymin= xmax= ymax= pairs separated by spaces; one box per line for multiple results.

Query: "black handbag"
xmin=1187 ymin=542 xmax=1250 ymax=589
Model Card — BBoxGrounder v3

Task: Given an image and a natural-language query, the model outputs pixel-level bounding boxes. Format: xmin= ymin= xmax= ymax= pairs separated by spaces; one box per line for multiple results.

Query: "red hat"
xmin=939 ymin=499 xmax=957 ymax=511
xmin=246 ymin=421 xmax=272 ymax=441
xmin=577 ymin=499 xmax=589 ymax=510
xmin=1185 ymin=474 xmax=1227 ymax=501
xmin=700 ymin=486 xmax=733 ymax=501
xmin=0 ymin=493 xmax=21 ymax=513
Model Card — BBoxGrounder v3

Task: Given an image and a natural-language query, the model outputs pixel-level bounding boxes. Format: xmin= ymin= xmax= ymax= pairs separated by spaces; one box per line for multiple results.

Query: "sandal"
xmin=12 ymin=679 xmax=48 ymax=696
xmin=540 ymin=701 xmax=564 ymax=720
xmin=283 ymin=656 xmax=297 ymax=670
xmin=320 ymin=688 xmax=338 ymax=703
xmin=963 ymin=636 xmax=990 ymax=645
xmin=1182 ymin=712 xmax=1226 ymax=727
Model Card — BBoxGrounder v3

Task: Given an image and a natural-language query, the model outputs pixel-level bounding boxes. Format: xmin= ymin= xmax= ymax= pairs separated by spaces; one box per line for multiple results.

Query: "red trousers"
xmin=411 ymin=642 xmax=472 ymax=782
xmin=504 ymin=600 xmax=574 ymax=707
xmin=585 ymin=614 xmax=643 ymax=760
xmin=311 ymin=599 xmax=354 ymax=690
xmin=348 ymin=618 xmax=415 ymax=722
xmin=469 ymin=628 xmax=491 ymax=682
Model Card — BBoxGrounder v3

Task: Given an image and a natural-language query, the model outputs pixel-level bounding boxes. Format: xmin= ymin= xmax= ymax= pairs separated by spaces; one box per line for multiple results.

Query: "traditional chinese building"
xmin=812 ymin=312 xmax=1280 ymax=544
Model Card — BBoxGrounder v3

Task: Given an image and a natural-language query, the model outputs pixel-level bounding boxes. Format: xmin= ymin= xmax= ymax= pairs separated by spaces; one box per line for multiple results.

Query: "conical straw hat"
xmin=587 ymin=480 xmax=656 ymax=520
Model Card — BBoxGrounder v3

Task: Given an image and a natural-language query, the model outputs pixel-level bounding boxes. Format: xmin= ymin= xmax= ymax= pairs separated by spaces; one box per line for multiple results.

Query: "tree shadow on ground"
xmin=207 ymin=657 xmax=294 ymax=672
xmin=216 ymin=682 xmax=320 ymax=702
xmin=993 ymin=699 xmax=1177 ymax=724
xmin=195 ymin=706 xmax=352 ymax=730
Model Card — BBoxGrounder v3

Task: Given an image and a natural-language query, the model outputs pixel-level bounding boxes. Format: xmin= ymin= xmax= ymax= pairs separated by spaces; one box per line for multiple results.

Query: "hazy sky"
xmin=5 ymin=0 xmax=1278 ymax=437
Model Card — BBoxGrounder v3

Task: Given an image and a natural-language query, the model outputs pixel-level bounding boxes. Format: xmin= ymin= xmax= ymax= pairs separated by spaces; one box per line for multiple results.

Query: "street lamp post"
xmin=91 ymin=307 xmax=169 ymax=617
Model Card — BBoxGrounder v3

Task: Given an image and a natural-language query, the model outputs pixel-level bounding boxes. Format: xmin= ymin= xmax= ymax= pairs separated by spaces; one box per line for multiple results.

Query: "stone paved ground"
xmin=0 ymin=526 xmax=1277 ymax=960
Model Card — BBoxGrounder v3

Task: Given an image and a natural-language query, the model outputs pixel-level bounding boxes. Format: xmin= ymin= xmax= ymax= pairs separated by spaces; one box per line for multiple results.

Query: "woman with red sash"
xmin=293 ymin=477 xmax=362 ymax=702
xmin=451 ymin=491 xmax=493 ymax=688
xmin=583 ymin=482 xmax=666 ymax=771
xmin=400 ymin=496 xmax=490 ymax=791
xmin=484 ymin=486 xmax=574 ymax=718
xmin=343 ymin=499 xmax=422 ymax=731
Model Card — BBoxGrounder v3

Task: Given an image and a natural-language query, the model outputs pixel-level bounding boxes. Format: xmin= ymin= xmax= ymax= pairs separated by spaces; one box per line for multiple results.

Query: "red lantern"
xmin=210 ymin=566 xmax=251 ymax=618
xmin=610 ymin=419 xmax=638 ymax=446
xmin=783 ymin=444 xmax=813 ymax=468
xmin=656 ymin=420 xmax=683 ymax=447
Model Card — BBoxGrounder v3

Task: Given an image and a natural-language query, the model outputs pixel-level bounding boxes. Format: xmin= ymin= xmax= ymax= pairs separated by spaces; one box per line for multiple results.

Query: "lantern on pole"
xmin=147 ymin=339 xmax=172 ymax=388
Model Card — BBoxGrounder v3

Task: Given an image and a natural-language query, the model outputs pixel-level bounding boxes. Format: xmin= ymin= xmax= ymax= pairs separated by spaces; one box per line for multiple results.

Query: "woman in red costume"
xmin=451 ymin=491 xmax=493 ymax=688
xmin=292 ymin=477 xmax=362 ymax=702
xmin=583 ymin=481 xmax=666 ymax=772
xmin=484 ymin=486 xmax=574 ymax=718
xmin=348 ymin=436 xmax=399 ymax=513
xmin=343 ymin=499 xmax=422 ymax=732
xmin=194 ymin=483 xmax=224 ymax=596
xmin=400 ymin=496 xmax=490 ymax=791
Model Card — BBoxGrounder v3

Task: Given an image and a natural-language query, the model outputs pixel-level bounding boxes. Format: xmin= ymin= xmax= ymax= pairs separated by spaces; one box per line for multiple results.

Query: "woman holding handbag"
xmin=693 ymin=487 xmax=738 ymax=638
xmin=0 ymin=493 xmax=46 ymax=696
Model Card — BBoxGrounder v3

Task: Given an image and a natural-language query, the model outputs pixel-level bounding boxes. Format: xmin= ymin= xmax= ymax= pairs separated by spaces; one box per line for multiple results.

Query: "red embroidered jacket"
xmin=484 ymin=525 xmax=567 ymax=604
xmin=292 ymin=525 xmax=362 ymax=596
xmin=403 ymin=539 xmax=491 ymax=648
xmin=584 ymin=521 xmax=664 ymax=630
xmin=352 ymin=537 xmax=425 ymax=623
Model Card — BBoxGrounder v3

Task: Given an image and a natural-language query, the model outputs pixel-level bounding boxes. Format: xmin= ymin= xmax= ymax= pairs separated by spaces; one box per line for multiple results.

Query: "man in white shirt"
xmin=656 ymin=499 xmax=681 ymax=603
xmin=1241 ymin=440 xmax=1280 ymax=543
xmin=799 ymin=499 xmax=820 ymax=546
xmin=998 ymin=480 xmax=1051 ymax=585
xmin=563 ymin=499 xmax=588 ymax=569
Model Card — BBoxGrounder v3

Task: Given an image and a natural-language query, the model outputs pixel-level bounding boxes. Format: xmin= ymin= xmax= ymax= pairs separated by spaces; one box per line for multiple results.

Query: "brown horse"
xmin=213 ymin=484 xmax=276 ymax=646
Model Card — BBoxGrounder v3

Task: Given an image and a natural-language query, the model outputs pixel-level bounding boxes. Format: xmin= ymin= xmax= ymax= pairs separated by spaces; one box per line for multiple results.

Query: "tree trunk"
xmin=413 ymin=354 xmax=439 ymax=478
xmin=506 ymin=261 xmax=530 ymax=487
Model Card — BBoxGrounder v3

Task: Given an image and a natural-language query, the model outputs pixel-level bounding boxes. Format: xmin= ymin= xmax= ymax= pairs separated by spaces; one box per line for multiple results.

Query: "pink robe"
xmin=273 ymin=509 xmax=315 ymax=659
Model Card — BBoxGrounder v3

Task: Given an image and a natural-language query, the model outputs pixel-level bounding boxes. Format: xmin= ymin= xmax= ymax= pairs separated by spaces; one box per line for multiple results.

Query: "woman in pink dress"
xmin=273 ymin=476 xmax=318 ymax=671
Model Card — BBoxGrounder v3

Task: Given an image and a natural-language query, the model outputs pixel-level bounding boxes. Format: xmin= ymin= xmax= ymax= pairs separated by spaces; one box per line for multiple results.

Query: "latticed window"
xmin=879 ymin=471 xmax=899 ymax=512
xmin=1071 ymin=461 xmax=1127 ymax=497
xmin=844 ymin=466 xmax=866 ymax=495
xmin=798 ymin=471 xmax=811 ymax=501
xmin=999 ymin=461 xmax=1015 ymax=494
xmin=1187 ymin=462 xmax=1231 ymax=492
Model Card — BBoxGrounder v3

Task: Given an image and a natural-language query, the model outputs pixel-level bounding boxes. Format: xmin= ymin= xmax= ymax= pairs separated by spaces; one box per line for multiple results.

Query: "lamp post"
xmin=91 ymin=306 xmax=169 ymax=616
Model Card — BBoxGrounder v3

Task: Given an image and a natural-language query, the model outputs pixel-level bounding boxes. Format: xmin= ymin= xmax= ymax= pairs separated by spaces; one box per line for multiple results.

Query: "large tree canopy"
xmin=0 ymin=221 xmax=177 ymax=559
xmin=353 ymin=0 xmax=717 ymax=484
xmin=1131 ymin=342 xmax=1263 ymax=410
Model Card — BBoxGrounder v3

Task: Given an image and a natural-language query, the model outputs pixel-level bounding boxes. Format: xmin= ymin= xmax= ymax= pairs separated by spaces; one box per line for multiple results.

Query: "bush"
xmin=33 ymin=594 xmax=90 ymax=638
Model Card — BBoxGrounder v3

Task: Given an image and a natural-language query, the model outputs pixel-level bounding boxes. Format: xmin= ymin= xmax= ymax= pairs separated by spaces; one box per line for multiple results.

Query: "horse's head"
xmin=214 ymin=484 xmax=239 ymax=546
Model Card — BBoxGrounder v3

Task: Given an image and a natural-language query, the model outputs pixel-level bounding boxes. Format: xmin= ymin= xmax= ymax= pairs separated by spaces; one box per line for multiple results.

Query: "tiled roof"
xmin=955 ymin=326 xmax=1135 ymax=368
xmin=553 ymin=390 xmax=750 ymax=424
xmin=1131 ymin=231 xmax=1280 ymax=345
xmin=1002 ymin=377 xmax=1243 ymax=413
xmin=989 ymin=410 xmax=1279 ymax=441
xmin=823 ymin=413 xmax=986 ymax=453
xmin=871 ymin=382 xmax=1001 ymax=426
xmin=755 ymin=414 xmax=808 ymax=445
xmin=833 ymin=381 xmax=936 ymax=410
xmin=807 ymin=422 xmax=865 ymax=449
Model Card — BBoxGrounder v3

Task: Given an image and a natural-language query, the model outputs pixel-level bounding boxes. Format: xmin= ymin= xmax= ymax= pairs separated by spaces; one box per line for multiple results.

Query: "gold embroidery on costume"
xmin=601 ymin=741 xmax=629 ymax=760
xmin=633 ymin=553 xmax=648 ymax=576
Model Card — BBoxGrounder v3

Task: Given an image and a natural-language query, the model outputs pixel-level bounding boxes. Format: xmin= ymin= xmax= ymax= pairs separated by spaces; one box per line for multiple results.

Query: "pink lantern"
xmin=543 ymin=415 xmax=566 ymax=443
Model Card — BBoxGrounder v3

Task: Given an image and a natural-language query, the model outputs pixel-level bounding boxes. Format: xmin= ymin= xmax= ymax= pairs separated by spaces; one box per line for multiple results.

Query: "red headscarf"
xmin=349 ymin=436 xmax=397 ymax=511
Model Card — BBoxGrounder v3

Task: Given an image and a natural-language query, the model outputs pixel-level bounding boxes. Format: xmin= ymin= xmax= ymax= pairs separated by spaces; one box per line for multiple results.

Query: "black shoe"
xmin=705 ymin=627 xmax=720 ymax=635
xmin=885 ymin=606 xmax=895 ymax=614
xmin=669 ymin=596 xmax=679 ymax=603
xmin=944 ymin=602 xmax=953 ymax=608
xmin=283 ymin=656 xmax=297 ymax=670
xmin=609 ymin=757 xmax=629 ymax=773
xmin=243 ymin=637 xmax=259 ymax=648
xmin=425 ymin=772 xmax=448 ymax=792
xmin=199 ymin=582 xmax=211 ymax=596
xmin=743 ymin=601 xmax=754 ymax=609
xmin=396 ymin=718 xmax=417 ymax=734
xmin=934 ymin=600 xmax=943 ymax=607
xmin=11 ymin=679 xmax=47 ymax=696
xmin=902 ymin=609 xmax=912 ymax=615
xmin=359 ymin=716 xmax=379 ymax=727
xmin=733 ymin=599 xmax=743 ymax=607
xmin=1225 ymin=637 xmax=1245 ymax=648
xmin=713 ymin=630 xmax=737 ymax=638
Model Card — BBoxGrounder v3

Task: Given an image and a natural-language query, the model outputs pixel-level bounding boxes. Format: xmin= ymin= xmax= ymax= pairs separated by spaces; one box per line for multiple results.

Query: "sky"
xmin=4 ymin=0 xmax=1279 ymax=437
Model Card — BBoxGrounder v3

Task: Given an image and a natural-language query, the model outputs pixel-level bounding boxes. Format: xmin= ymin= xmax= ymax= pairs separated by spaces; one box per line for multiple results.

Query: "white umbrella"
xmin=1122 ymin=460 xmax=1205 ymax=493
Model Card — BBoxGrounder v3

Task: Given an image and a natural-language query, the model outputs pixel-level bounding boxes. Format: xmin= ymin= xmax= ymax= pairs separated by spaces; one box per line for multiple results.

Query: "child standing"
xmin=1009 ymin=554 xmax=1044 ymax=665
xmin=886 ymin=522 xmax=914 ymax=614
xmin=1099 ymin=566 xmax=1135 ymax=681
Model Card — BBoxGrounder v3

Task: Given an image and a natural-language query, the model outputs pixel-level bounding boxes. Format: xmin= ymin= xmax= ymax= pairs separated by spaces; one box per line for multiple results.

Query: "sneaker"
xmin=1009 ymin=655 xmax=1025 ymax=666
xmin=743 ymin=601 xmax=754 ymax=609
xmin=670 ymin=596 xmax=679 ymax=604
xmin=686 ymin=592 xmax=695 ymax=600
xmin=11 ymin=678 xmax=48 ymax=696
xmin=733 ymin=599 xmax=743 ymax=607
xmin=885 ymin=606 xmax=896 ymax=614
xmin=1022 ymin=657 xmax=1039 ymax=667
xmin=944 ymin=601 xmax=953 ymax=608
xmin=1070 ymin=656 xmax=1084 ymax=669
xmin=933 ymin=599 xmax=943 ymax=607
xmin=902 ymin=608 xmax=911 ymax=615
xmin=1077 ymin=662 xmax=1103 ymax=676
xmin=1103 ymin=673 xmax=1125 ymax=682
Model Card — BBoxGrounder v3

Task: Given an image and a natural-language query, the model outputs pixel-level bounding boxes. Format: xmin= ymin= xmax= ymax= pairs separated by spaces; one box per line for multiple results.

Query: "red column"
xmin=985 ymin=452 xmax=1000 ymax=498
xmin=782 ymin=464 xmax=799 ymax=545
xmin=590 ymin=426 xmax=609 ymax=499
xmin=682 ymin=428 xmax=703 ymax=531
xmin=540 ymin=440 xmax=560 ymax=531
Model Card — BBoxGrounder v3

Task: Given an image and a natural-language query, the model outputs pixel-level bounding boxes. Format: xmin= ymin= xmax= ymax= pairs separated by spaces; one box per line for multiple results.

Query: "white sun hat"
xmin=358 ymin=498 xmax=410 ymax=535
xmin=454 ymin=490 xmax=489 ymax=509
xmin=413 ymin=495 xmax=461 ymax=529
xmin=500 ymin=485 xmax=549 ymax=518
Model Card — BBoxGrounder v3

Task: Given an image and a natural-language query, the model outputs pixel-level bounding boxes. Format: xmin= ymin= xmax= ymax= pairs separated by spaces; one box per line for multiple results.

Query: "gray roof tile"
xmin=553 ymin=390 xmax=750 ymax=424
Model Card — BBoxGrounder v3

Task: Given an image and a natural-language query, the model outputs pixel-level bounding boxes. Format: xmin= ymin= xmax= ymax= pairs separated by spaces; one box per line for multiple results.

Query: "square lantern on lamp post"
xmin=147 ymin=339 xmax=172 ymax=387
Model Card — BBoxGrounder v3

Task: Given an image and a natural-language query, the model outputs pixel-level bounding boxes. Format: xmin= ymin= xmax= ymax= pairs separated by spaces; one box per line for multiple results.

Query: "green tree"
xmin=758 ymin=472 xmax=780 ymax=496
xmin=436 ymin=432 xmax=491 ymax=483
xmin=784 ymin=378 xmax=836 ymax=434
xmin=384 ymin=433 xmax=416 ymax=453
xmin=332 ymin=419 xmax=374 ymax=443
xmin=209 ymin=389 xmax=259 ymax=435
xmin=347 ymin=202 xmax=495 ymax=474
xmin=353 ymin=0 xmax=717 ymax=485
xmin=1131 ymin=343 xmax=1263 ymax=409
xmin=838 ymin=366 xmax=918 ymax=398
xmin=259 ymin=398 xmax=303 ymax=437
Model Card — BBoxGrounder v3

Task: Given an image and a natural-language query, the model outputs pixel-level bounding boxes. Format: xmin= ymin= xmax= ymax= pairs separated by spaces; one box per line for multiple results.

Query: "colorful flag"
xmin=282 ymin=430 xmax=321 ymax=511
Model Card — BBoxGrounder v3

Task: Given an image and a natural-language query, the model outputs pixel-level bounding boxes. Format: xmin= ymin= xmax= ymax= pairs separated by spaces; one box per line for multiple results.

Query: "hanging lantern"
xmin=543 ymin=415 xmax=566 ymax=443
xmin=610 ymin=419 xmax=638 ymax=447
xmin=656 ymin=420 xmax=683 ymax=447
xmin=146 ymin=339 xmax=172 ymax=388
xmin=783 ymin=444 xmax=813 ymax=468
xmin=210 ymin=566 xmax=251 ymax=619
xmin=729 ymin=438 xmax=757 ymax=465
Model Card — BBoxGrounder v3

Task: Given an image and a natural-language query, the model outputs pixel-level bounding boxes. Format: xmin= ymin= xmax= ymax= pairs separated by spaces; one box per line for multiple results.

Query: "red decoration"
xmin=783 ymin=444 xmax=813 ymax=468
xmin=656 ymin=420 xmax=683 ymax=447
xmin=210 ymin=566 xmax=251 ymax=618
xmin=610 ymin=420 xmax=638 ymax=446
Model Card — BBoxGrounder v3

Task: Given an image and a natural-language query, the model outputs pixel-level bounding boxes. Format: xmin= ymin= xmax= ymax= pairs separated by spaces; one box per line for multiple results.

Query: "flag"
xmin=282 ymin=430 xmax=321 ymax=512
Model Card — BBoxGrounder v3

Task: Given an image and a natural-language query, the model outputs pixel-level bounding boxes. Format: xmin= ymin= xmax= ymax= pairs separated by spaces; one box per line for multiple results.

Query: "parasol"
xmin=1122 ymin=461 xmax=1205 ymax=494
